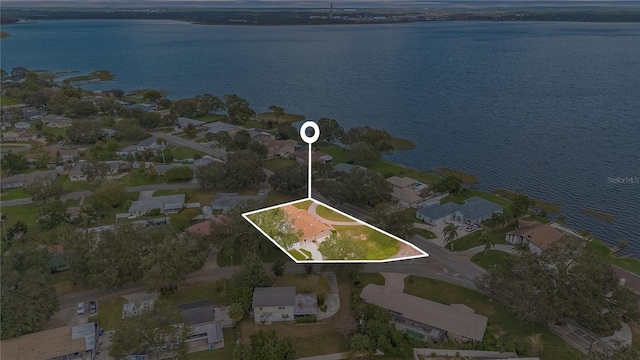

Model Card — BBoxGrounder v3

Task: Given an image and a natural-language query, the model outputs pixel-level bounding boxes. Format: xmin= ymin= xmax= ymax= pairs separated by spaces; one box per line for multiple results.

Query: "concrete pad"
xmin=600 ymin=322 xmax=632 ymax=347
xmin=317 ymin=273 xmax=339 ymax=320
xmin=381 ymin=273 xmax=408 ymax=292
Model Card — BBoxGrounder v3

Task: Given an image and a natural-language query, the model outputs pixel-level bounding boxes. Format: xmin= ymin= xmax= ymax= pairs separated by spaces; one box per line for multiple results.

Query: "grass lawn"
xmin=292 ymin=199 xmax=312 ymax=210
xmin=588 ymin=239 xmax=640 ymax=274
xmin=333 ymin=225 xmax=399 ymax=260
xmin=162 ymin=279 xmax=229 ymax=305
xmin=256 ymin=112 xmax=305 ymax=123
xmin=525 ymin=214 xmax=552 ymax=224
xmin=0 ymin=203 xmax=42 ymax=233
xmin=239 ymin=278 xmax=353 ymax=357
xmin=198 ymin=114 xmax=227 ymax=123
xmin=494 ymin=188 xmax=561 ymax=213
xmin=435 ymin=167 xmax=480 ymax=184
xmin=153 ymin=188 xmax=220 ymax=205
xmin=217 ymin=243 xmax=291 ymax=267
xmin=185 ymin=328 xmax=236 ymax=360
xmin=414 ymin=228 xmax=437 ymax=239
xmin=288 ymin=249 xmax=307 ymax=260
xmin=42 ymin=126 xmax=68 ymax=138
xmin=124 ymin=170 xmax=166 ymax=187
xmin=273 ymin=273 xmax=330 ymax=298
xmin=57 ymin=175 xmax=96 ymax=192
xmin=404 ymin=276 xmax=583 ymax=360
xmin=471 ymin=250 xmax=514 ymax=270
xmin=0 ymin=188 xmax=29 ymax=201
xmin=388 ymin=136 xmax=415 ymax=151
xmin=299 ymin=248 xmax=312 ymax=259
xmin=169 ymin=146 xmax=206 ymax=160
xmin=441 ymin=189 xmax=512 ymax=208
xmin=263 ymin=158 xmax=297 ymax=172
xmin=315 ymin=204 xmax=353 ymax=222
xmin=0 ymin=96 xmax=21 ymax=106
xmin=51 ymin=271 xmax=86 ymax=296
xmin=88 ymin=297 xmax=128 ymax=331
xmin=65 ymin=70 xmax=114 ymax=83
xmin=451 ymin=223 xmax=515 ymax=252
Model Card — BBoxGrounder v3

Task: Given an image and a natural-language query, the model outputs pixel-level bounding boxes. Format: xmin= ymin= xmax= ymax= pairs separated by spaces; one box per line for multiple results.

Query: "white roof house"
xmin=128 ymin=194 xmax=186 ymax=217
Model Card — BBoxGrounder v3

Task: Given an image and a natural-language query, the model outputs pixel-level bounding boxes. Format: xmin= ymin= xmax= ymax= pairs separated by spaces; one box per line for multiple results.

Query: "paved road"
xmin=307 ymin=201 xmax=360 ymax=226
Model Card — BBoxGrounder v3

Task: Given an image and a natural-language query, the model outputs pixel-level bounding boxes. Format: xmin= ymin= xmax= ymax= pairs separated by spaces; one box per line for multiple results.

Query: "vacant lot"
xmin=334 ymin=225 xmax=399 ymax=260
xmin=315 ymin=204 xmax=353 ymax=222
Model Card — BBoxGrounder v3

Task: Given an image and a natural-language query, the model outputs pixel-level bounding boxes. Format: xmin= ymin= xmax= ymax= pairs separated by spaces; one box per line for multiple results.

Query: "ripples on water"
xmin=2 ymin=20 xmax=639 ymax=257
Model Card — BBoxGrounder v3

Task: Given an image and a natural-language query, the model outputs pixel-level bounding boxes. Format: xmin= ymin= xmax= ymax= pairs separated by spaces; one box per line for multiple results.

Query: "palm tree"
xmin=514 ymin=241 xmax=530 ymax=253
xmin=480 ymin=232 xmax=494 ymax=255
xmin=442 ymin=223 xmax=458 ymax=251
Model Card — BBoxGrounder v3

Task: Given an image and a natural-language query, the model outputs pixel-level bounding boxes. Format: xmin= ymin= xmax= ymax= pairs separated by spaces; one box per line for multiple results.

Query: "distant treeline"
xmin=1 ymin=8 xmax=639 ymax=25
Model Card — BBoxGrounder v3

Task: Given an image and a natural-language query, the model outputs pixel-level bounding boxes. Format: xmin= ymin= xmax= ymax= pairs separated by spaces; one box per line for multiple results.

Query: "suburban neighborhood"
xmin=1 ymin=68 xmax=639 ymax=360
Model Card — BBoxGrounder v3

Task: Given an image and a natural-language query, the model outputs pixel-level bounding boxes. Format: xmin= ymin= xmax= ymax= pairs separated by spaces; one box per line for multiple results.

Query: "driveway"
xmin=307 ymin=201 xmax=360 ymax=226
xmin=316 ymin=273 xmax=339 ymax=320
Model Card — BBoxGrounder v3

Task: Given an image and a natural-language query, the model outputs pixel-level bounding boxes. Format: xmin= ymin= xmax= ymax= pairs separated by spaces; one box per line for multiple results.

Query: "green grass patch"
xmin=256 ymin=112 xmax=305 ymax=123
xmin=152 ymin=188 xmax=220 ymax=205
xmin=524 ymin=214 xmax=552 ymax=224
xmin=0 ymin=202 xmax=41 ymax=233
xmin=404 ymin=276 xmax=583 ymax=360
xmin=471 ymin=250 xmax=514 ymax=270
xmin=299 ymin=248 xmax=312 ymax=259
xmin=582 ymin=208 xmax=616 ymax=223
xmin=333 ymin=225 xmax=399 ymax=260
xmin=0 ymin=96 xmax=20 ymax=106
xmin=124 ymin=170 xmax=165 ymax=187
xmin=414 ymin=228 xmax=437 ymax=239
xmin=88 ymin=297 xmax=128 ymax=331
xmin=388 ymin=136 xmax=415 ymax=151
xmin=353 ymin=272 xmax=386 ymax=287
xmin=451 ymin=223 xmax=514 ymax=251
xmin=273 ymin=273 xmax=330 ymax=298
xmin=185 ymin=328 xmax=236 ymax=360
xmin=42 ymin=126 xmax=68 ymax=138
xmin=292 ymin=199 xmax=313 ymax=210
xmin=64 ymin=70 xmax=114 ymax=83
xmin=217 ymin=242 xmax=290 ymax=267
xmin=263 ymin=157 xmax=297 ymax=172
xmin=57 ymin=175 xmax=95 ymax=192
xmin=315 ymin=204 xmax=353 ymax=222
xmin=168 ymin=145 xmax=206 ymax=160
xmin=162 ymin=279 xmax=229 ymax=305
xmin=493 ymin=188 xmax=561 ymax=213
xmin=435 ymin=167 xmax=480 ymax=184
xmin=587 ymin=239 xmax=640 ymax=274
xmin=0 ymin=188 xmax=29 ymax=201
xmin=320 ymin=146 xmax=352 ymax=164
xmin=198 ymin=114 xmax=227 ymax=123
xmin=289 ymin=249 xmax=307 ymax=260
xmin=51 ymin=270 xmax=87 ymax=296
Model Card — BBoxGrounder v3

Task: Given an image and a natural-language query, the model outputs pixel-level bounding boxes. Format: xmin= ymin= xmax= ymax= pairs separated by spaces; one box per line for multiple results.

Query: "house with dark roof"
xmin=360 ymin=284 xmax=487 ymax=342
xmin=292 ymin=150 xmax=332 ymax=165
xmin=1 ymin=170 xmax=58 ymax=190
xmin=416 ymin=196 xmax=503 ymax=226
xmin=48 ymin=244 xmax=70 ymax=272
xmin=175 ymin=117 xmax=205 ymax=130
xmin=42 ymin=114 xmax=72 ymax=128
xmin=333 ymin=163 xmax=367 ymax=173
xmin=505 ymin=220 xmax=565 ymax=254
xmin=209 ymin=193 xmax=264 ymax=213
xmin=178 ymin=300 xmax=224 ymax=349
xmin=252 ymin=287 xmax=296 ymax=324
xmin=128 ymin=194 xmax=186 ymax=217
xmin=257 ymin=137 xmax=298 ymax=158
xmin=136 ymin=137 xmax=162 ymax=152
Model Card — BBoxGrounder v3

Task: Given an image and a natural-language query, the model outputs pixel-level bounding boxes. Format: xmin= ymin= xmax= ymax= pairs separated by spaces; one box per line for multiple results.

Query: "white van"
xmin=77 ymin=302 xmax=85 ymax=315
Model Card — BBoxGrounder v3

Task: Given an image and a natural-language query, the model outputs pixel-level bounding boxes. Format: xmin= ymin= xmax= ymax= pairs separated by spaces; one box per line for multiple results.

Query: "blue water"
xmin=2 ymin=20 xmax=639 ymax=257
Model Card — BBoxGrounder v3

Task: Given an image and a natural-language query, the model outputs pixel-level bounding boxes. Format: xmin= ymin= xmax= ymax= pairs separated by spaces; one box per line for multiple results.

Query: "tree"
xmin=313 ymin=161 xmax=336 ymax=182
xmin=223 ymin=150 xmax=267 ymax=189
xmin=247 ymin=208 xmax=302 ymax=250
xmin=317 ymin=118 xmax=344 ymax=143
xmin=195 ymin=161 xmax=226 ymax=189
xmin=268 ymin=164 xmax=307 ymax=196
xmin=224 ymin=94 xmax=255 ymax=124
xmin=268 ymin=105 xmax=285 ymax=117
xmin=183 ymin=123 xmax=198 ymax=138
xmin=510 ymin=193 xmax=532 ymax=218
xmin=110 ymin=298 xmax=188 ymax=360
xmin=433 ymin=176 xmax=462 ymax=195
xmin=480 ymin=232 xmax=494 ymax=255
xmin=1 ymin=151 xmax=28 ymax=176
xmin=351 ymin=141 xmax=380 ymax=166
xmin=173 ymin=98 xmax=198 ymax=117
xmin=111 ymin=88 xmax=125 ymax=98
xmin=72 ymin=100 xmax=98 ymax=117
xmin=1 ymin=246 xmax=59 ymax=339
xmin=164 ymin=166 xmax=195 ymax=182
xmin=272 ymin=259 xmax=286 ymax=277
xmin=323 ymin=168 xmax=392 ymax=207
xmin=142 ymin=90 xmax=163 ymax=103
xmin=67 ymin=119 xmax=102 ymax=143
xmin=229 ymin=252 xmax=275 ymax=313
xmin=318 ymin=232 xmax=367 ymax=260
xmin=370 ymin=203 xmax=414 ymax=239
xmin=229 ymin=302 xmax=245 ymax=322
xmin=442 ymin=223 xmax=458 ymax=251
xmin=276 ymin=123 xmax=299 ymax=140
xmin=81 ymin=160 xmax=110 ymax=182
xmin=349 ymin=333 xmax=373 ymax=357
xmin=139 ymin=112 xmax=162 ymax=129
xmin=197 ymin=93 xmax=223 ymax=114
xmin=341 ymin=126 xmax=393 ymax=153
xmin=93 ymin=180 xmax=125 ymax=210
xmin=234 ymin=330 xmax=297 ymax=360
xmin=113 ymin=118 xmax=149 ymax=141
xmin=38 ymin=200 xmax=69 ymax=230
xmin=24 ymin=176 xmax=66 ymax=204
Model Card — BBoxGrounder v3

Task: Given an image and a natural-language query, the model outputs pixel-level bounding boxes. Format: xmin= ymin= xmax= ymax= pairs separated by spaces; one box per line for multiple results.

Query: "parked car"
xmin=89 ymin=301 xmax=97 ymax=314
xmin=77 ymin=302 xmax=85 ymax=315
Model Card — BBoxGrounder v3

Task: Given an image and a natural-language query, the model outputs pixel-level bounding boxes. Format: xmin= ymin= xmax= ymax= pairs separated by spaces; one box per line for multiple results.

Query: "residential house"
xmin=154 ymin=157 xmax=219 ymax=176
xmin=43 ymin=114 xmax=72 ymax=128
xmin=14 ymin=121 xmax=30 ymax=129
xmin=21 ymin=107 xmax=47 ymax=121
xmin=136 ymin=137 xmax=162 ymax=152
xmin=177 ymin=300 xmax=224 ymax=349
xmin=128 ymin=194 xmax=186 ymax=217
xmin=204 ymin=122 xmax=241 ymax=135
xmin=1 ymin=170 xmax=57 ymax=190
xmin=116 ymin=145 xmax=139 ymax=156
xmin=613 ymin=266 xmax=640 ymax=310
xmin=386 ymin=176 xmax=429 ymax=208
xmin=292 ymin=150 xmax=332 ymax=165
xmin=416 ymin=196 xmax=503 ymax=226
xmin=69 ymin=165 xmax=87 ymax=182
xmin=282 ymin=205 xmax=334 ymax=247
xmin=209 ymin=193 xmax=264 ymax=213
xmin=0 ymin=323 xmax=98 ymax=360
xmin=25 ymin=147 xmax=79 ymax=165
xmin=48 ymin=244 xmax=71 ymax=272
xmin=185 ymin=220 xmax=214 ymax=236
xmin=252 ymin=287 xmax=296 ymax=324
xmin=504 ymin=220 xmax=565 ymax=254
xmin=175 ymin=117 xmax=205 ymax=130
xmin=1 ymin=128 xmax=37 ymax=142
xmin=333 ymin=163 xmax=367 ymax=173
xmin=360 ymin=284 xmax=487 ymax=342
xmin=102 ymin=128 xmax=118 ymax=137
xmin=257 ymin=137 xmax=298 ymax=159
xmin=125 ymin=103 xmax=156 ymax=112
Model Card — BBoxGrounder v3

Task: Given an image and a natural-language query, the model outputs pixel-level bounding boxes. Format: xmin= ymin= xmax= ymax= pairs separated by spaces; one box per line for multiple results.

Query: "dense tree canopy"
xmin=317 ymin=118 xmax=344 ymax=143
xmin=370 ymin=203 xmax=415 ymax=239
xmin=23 ymin=176 xmax=66 ymax=204
xmin=247 ymin=208 xmax=302 ymax=250
xmin=195 ymin=150 xmax=266 ymax=190
xmin=1 ymin=151 xmax=29 ymax=176
xmin=234 ymin=330 xmax=297 ymax=360
xmin=321 ymin=168 xmax=392 ymax=207
xmin=67 ymin=119 xmax=103 ymax=144
xmin=318 ymin=232 xmax=367 ymax=260
xmin=341 ymin=126 xmax=394 ymax=153
xmin=229 ymin=252 xmax=275 ymax=314
xmin=268 ymin=164 xmax=307 ymax=196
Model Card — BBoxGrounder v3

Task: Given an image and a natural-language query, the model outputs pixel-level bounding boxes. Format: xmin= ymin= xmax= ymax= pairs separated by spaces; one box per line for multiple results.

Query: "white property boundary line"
xmin=242 ymin=197 xmax=429 ymax=264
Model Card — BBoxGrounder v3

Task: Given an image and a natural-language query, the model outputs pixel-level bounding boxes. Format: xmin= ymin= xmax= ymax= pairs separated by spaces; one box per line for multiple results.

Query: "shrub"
xmin=295 ymin=315 xmax=316 ymax=323
xmin=317 ymin=295 xmax=325 ymax=307
xmin=319 ymin=304 xmax=328 ymax=312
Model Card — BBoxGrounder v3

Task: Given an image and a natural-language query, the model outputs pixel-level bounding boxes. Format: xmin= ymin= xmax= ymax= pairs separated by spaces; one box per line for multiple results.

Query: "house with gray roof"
xmin=210 ymin=192 xmax=264 ymax=212
xmin=14 ymin=121 xmax=30 ymax=129
xmin=416 ymin=196 xmax=503 ymax=226
xmin=253 ymin=287 xmax=296 ymax=324
xmin=204 ymin=122 xmax=241 ymax=134
xmin=178 ymin=300 xmax=224 ymax=349
xmin=175 ymin=117 xmax=205 ymax=130
xmin=1 ymin=170 xmax=57 ymax=190
xmin=128 ymin=194 xmax=186 ymax=217
xmin=136 ymin=137 xmax=162 ymax=151
xmin=43 ymin=114 xmax=72 ymax=128
xmin=361 ymin=284 xmax=487 ymax=342
xmin=333 ymin=163 xmax=367 ymax=173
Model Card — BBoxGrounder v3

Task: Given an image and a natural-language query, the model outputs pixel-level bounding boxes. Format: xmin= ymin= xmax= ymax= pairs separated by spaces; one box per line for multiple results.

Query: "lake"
xmin=2 ymin=20 xmax=639 ymax=256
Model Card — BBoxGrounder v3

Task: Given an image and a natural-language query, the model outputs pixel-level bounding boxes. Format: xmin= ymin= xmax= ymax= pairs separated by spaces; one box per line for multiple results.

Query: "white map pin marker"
xmin=300 ymin=121 xmax=320 ymax=144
